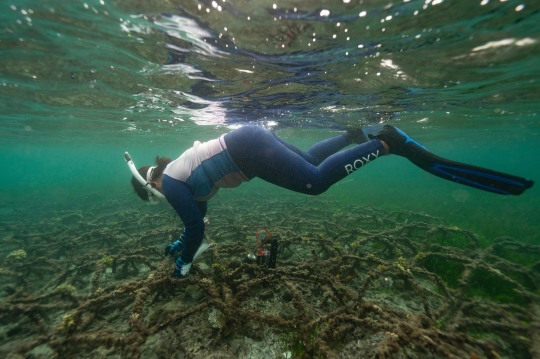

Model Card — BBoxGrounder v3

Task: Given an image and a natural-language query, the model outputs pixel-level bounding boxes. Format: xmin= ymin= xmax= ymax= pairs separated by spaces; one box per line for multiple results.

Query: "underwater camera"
xmin=254 ymin=228 xmax=278 ymax=268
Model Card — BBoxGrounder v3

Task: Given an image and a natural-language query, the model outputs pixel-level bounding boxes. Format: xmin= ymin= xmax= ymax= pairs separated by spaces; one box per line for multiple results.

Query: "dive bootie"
xmin=367 ymin=125 xmax=427 ymax=158
xmin=368 ymin=125 xmax=534 ymax=195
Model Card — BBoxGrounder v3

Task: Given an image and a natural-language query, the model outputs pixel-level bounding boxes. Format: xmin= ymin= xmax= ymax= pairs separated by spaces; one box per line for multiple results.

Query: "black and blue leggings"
xmin=225 ymin=126 xmax=386 ymax=195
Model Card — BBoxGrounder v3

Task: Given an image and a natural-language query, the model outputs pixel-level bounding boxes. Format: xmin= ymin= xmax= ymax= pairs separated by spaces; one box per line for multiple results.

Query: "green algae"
xmin=420 ymin=255 xmax=465 ymax=288
xmin=493 ymin=246 xmax=540 ymax=268
xmin=464 ymin=268 xmax=529 ymax=306
xmin=501 ymin=269 xmax=538 ymax=293
xmin=426 ymin=227 xmax=477 ymax=249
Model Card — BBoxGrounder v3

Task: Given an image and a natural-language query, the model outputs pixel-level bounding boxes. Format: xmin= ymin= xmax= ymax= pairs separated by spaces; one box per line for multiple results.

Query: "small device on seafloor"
xmin=254 ymin=228 xmax=278 ymax=268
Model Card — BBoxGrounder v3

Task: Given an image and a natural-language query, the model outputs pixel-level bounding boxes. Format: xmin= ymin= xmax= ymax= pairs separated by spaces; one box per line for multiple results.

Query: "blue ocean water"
xmin=0 ymin=0 xmax=539 ymax=242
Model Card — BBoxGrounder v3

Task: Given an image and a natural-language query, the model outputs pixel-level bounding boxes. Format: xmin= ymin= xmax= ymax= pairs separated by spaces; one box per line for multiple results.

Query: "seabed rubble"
xmin=0 ymin=194 xmax=539 ymax=359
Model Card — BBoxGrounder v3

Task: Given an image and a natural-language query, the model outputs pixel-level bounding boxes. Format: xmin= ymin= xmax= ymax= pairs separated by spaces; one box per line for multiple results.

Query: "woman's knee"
xmin=303 ymin=182 xmax=329 ymax=196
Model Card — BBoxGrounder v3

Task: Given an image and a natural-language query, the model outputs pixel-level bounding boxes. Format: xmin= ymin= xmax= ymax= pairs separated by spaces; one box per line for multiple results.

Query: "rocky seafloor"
xmin=0 ymin=192 xmax=539 ymax=359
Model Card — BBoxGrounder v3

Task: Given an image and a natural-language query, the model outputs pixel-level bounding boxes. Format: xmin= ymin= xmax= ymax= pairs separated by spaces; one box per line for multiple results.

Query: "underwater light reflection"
xmin=155 ymin=15 xmax=228 ymax=58
xmin=172 ymin=91 xmax=227 ymax=125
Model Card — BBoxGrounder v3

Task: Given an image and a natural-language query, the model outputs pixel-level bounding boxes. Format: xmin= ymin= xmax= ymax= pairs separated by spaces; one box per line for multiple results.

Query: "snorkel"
xmin=124 ymin=152 xmax=166 ymax=205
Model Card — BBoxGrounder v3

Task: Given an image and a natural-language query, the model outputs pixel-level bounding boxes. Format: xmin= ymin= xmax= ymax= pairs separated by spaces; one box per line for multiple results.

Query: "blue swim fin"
xmin=369 ymin=125 xmax=534 ymax=195
xmin=407 ymin=147 xmax=533 ymax=195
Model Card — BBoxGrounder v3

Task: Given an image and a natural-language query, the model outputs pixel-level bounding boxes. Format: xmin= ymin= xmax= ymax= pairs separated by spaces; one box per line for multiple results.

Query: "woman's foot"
xmin=368 ymin=125 xmax=427 ymax=157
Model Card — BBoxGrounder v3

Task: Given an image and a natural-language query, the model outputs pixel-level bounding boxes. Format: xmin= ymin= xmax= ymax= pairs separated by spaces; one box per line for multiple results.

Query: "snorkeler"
xmin=125 ymin=125 xmax=533 ymax=277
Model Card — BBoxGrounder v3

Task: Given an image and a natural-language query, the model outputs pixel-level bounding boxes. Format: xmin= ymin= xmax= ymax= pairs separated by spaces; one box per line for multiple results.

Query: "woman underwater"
xmin=126 ymin=124 xmax=533 ymax=277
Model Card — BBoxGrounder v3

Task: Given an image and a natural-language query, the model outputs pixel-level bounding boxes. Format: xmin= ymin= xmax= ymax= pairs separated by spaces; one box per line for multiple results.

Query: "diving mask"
xmin=124 ymin=152 xmax=166 ymax=205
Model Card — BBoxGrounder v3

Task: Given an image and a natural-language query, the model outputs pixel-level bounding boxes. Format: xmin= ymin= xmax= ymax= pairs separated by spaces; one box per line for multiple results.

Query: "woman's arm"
xmin=195 ymin=200 xmax=207 ymax=218
xmin=161 ymin=175 xmax=205 ymax=263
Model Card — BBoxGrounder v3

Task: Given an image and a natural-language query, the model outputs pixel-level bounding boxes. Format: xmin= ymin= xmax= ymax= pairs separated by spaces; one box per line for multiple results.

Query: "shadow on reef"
xmin=0 ymin=193 xmax=539 ymax=359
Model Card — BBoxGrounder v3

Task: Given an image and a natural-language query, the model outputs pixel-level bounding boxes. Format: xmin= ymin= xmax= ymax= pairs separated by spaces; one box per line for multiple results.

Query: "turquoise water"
xmin=1 ymin=1 xmax=540 ymax=357
xmin=1 ymin=0 xmax=539 ymax=243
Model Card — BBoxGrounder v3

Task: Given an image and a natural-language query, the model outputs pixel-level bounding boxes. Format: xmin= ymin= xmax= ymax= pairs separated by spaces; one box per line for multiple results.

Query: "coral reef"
xmin=0 ymin=193 xmax=538 ymax=359
xmin=6 ymin=249 xmax=27 ymax=261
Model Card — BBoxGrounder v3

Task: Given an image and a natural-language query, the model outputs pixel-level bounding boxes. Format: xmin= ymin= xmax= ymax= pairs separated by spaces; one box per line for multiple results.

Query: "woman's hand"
xmin=174 ymin=257 xmax=192 ymax=277
xmin=164 ymin=239 xmax=184 ymax=257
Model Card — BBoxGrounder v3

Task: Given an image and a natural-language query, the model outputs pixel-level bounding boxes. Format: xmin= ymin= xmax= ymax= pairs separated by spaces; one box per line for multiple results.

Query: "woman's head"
xmin=131 ymin=156 xmax=172 ymax=202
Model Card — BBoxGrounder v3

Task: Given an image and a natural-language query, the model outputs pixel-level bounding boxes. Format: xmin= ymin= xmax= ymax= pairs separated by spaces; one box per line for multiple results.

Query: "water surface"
xmin=1 ymin=0 xmax=539 ymax=242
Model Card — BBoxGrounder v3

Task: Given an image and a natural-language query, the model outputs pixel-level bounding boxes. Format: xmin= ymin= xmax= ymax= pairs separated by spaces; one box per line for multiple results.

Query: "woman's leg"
xmin=270 ymin=131 xmax=353 ymax=165
xmin=226 ymin=126 xmax=387 ymax=195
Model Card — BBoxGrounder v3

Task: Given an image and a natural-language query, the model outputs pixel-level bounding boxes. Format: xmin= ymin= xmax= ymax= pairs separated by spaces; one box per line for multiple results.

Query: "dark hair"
xmin=131 ymin=156 xmax=172 ymax=202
